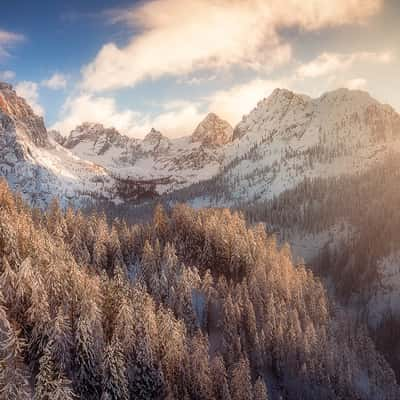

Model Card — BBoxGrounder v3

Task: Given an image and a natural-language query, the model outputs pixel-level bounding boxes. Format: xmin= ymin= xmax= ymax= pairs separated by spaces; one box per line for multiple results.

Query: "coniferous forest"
xmin=0 ymin=179 xmax=399 ymax=400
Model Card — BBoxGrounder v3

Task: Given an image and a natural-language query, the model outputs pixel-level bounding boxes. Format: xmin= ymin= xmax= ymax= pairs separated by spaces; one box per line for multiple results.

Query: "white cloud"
xmin=0 ymin=29 xmax=25 ymax=59
xmin=42 ymin=73 xmax=67 ymax=90
xmin=53 ymin=77 xmax=289 ymax=138
xmin=177 ymin=74 xmax=217 ymax=86
xmin=297 ymin=51 xmax=393 ymax=78
xmin=343 ymin=78 xmax=368 ymax=90
xmin=51 ymin=94 xmax=139 ymax=136
xmin=0 ymin=70 xmax=15 ymax=81
xmin=82 ymin=0 xmax=382 ymax=92
xmin=145 ymin=103 xmax=204 ymax=137
xmin=51 ymin=93 xmax=204 ymax=138
xmin=207 ymin=78 xmax=287 ymax=125
xmin=15 ymin=81 xmax=44 ymax=117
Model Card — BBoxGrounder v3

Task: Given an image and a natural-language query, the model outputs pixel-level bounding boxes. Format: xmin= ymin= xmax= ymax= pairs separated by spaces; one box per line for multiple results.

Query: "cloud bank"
xmin=82 ymin=0 xmax=382 ymax=92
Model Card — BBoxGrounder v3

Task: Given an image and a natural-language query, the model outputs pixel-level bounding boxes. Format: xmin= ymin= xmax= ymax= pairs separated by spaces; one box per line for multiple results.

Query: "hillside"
xmin=0 ymin=179 xmax=398 ymax=399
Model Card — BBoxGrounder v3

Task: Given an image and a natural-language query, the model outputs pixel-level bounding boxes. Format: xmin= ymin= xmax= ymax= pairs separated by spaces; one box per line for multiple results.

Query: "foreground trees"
xmin=0 ymin=179 xmax=398 ymax=399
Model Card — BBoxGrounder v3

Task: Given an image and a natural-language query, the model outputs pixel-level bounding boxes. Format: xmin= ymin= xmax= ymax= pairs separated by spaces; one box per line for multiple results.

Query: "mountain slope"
xmin=0 ymin=180 xmax=399 ymax=399
xmin=0 ymin=83 xmax=117 ymax=206
xmin=175 ymin=88 xmax=400 ymax=206
xmin=2 ymin=82 xmax=400 ymax=210
xmin=62 ymin=113 xmax=233 ymax=193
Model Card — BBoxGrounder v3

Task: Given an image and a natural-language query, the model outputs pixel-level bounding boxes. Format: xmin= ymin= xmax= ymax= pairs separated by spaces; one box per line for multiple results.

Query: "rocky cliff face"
xmin=192 ymin=113 xmax=233 ymax=146
xmin=64 ymin=122 xmax=130 ymax=153
xmin=62 ymin=119 xmax=231 ymax=193
xmin=0 ymin=82 xmax=48 ymax=147
xmin=2 ymin=82 xmax=400 ymax=208
xmin=0 ymin=82 xmax=117 ymax=207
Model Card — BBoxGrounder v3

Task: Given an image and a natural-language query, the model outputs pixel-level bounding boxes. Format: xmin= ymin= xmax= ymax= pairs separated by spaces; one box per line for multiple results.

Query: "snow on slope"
xmin=0 ymin=83 xmax=117 ymax=206
xmin=63 ymin=114 xmax=233 ymax=193
xmin=2 ymin=82 xmax=400 ymax=209
xmin=208 ymin=88 xmax=400 ymax=204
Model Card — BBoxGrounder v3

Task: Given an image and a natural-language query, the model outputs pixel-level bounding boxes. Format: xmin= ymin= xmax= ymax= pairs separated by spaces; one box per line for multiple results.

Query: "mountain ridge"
xmin=1 ymin=81 xmax=400 ymax=208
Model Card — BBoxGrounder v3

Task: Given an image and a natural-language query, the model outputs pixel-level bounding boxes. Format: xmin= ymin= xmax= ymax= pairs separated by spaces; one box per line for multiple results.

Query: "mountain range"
xmin=2 ymin=81 xmax=400 ymax=209
xmin=3 ymin=79 xmax=400 ymax=388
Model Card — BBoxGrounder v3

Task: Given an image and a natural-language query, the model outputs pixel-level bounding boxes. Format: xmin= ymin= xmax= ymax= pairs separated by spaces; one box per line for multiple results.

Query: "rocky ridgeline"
xmin=0 ymin=82 xmax=48 ymax=147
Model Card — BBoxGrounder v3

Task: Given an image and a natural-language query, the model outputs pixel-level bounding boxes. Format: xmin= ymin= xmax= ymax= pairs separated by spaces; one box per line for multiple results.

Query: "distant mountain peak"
xmin=0 ymin=81 xmax=48 ymax=147
xmin=144 ymin=127 xmax=164 ymax=141
xmin=192 ymin=112 xmax=233 ymax=146
xmin=64 ymin=122 xmax=124 ymax=150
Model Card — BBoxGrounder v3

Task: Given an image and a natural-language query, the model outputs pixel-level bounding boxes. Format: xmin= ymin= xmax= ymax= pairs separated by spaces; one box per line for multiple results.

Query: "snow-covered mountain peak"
xmin=207 ymin=88 xmax=400 ymax=205
xmin=2 ymin=83 xmax=400 ymax=208
xmin=142 ymin=128 xmax=170 ymax=152
xmin=192 ymin=112 xmax=233 ymax=146
xmin=64 ymin=122 xmax=130 ymax=155
xmin=143 ymin=128 xmax=165 ymax=142
xmin=0 ymin=81 xmax=48 ymax=147
xmin=232 ymin=88 xmax=312 ymax=141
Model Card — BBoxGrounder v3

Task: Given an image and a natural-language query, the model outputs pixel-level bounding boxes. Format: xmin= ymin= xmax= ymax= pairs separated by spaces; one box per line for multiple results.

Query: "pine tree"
xmin=253 ymin=377 xmax=268 ymax=400
xmin=51 ymin=308 xmax=73 ymax=373
xmin=130 ymin=333 xmax=165 ymax=400
xmin=92 ymin=214 xmax=109 ymax=271
xmin=0 ymin=300 xmax=32 ymax=400
xmin=34 ymin=341 xmax=75 ymax=400
xmin=230 ymin=355 xmax=253 ymax=400
xmin=0 ymin=256 xmax=17 ymax=308
xmin=211 ymin=354 xmax=231 ymax=400
xmin=188 ymin=331 xmax=213 ymax=400
xmin=153 ymin=203 xmax=169 ymax=242
xmin=101 ymin=340 xmax=129 ymax=400
xmin=46 ymin=198 xmax=66 ymax=239
xmin=141 ymin=240 xmax=157 ymax=286
xmin=74 ymin=309 xmax=102 ymax=400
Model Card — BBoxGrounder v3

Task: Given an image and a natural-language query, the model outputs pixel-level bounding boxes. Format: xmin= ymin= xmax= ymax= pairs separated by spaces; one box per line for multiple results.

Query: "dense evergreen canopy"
xmin=0 ymin=179 xmax=398 ymax=399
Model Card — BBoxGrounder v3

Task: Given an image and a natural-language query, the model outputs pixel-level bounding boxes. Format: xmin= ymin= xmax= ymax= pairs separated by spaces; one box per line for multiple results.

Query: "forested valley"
xmin=0 ymin=179 xmax=398 ymax=400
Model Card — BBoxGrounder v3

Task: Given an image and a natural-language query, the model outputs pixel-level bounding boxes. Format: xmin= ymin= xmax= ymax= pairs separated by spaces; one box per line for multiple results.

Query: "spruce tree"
xmin=101 ymin=340 xmax=129 ymax=400
xmin=0 ymin=300 xmax=31 ymax=400
xmin=253 ymin=377 xmax=268 ymax=400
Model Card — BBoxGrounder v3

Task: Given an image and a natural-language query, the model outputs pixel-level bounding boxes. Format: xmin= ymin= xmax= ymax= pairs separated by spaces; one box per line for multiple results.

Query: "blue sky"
xmin=1 ymin=0 xmax=399 ymax=138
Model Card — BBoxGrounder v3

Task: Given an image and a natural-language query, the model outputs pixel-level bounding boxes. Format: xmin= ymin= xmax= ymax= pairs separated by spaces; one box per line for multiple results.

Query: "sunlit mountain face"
xmin=1 ymin=0 xmax=399 ymax=139
xmin=1 ymin=1 xmax=400 ymax=399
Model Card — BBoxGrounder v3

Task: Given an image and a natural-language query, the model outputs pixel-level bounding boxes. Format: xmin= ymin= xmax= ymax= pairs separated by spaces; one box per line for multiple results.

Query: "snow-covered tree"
xmin=129 ymin=333 xmax=164 ymax=400
xmin=74 ymin=305 xmax=102 ymax=400
xmin=34 ymin=341 xmax=75 ymax=400
xmin=101 ymin=340 xmax=128 ymax=400
xmin=253 ymin=377 xmax=268 ymax=400
xmin=230 ymin=355 xmax=253 ymax=400
xmin=0 ymin=300 xmax=31 ymax=400
xmin=211 ymin=354 xmax=231 ymax=400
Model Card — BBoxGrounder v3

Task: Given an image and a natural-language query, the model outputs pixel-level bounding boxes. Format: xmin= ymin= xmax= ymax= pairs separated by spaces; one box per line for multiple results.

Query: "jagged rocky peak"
xmin=64 ymin=122 xmax=125 ymax=149
xmin=192 ymin=112 xmax=233 ymax=146
xmin=142 ymin=128 xmax=170 ymax=152
xmin=232 ymin=88 xmax=307 ymax=141
xmin=0 ymin=81 xmax=48 ymax=147
xmin=144 ymin=127 xmax=164 ymax=141
xmin=233 ymin=87 xmax=400 ymax=142
xmin=48 ymin=129 xmax=66 ymax=146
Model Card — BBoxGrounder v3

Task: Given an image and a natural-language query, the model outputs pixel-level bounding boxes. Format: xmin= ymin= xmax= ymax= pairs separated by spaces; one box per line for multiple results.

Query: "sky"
xmin=1 ymin=0 xmax=399 ymax=138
